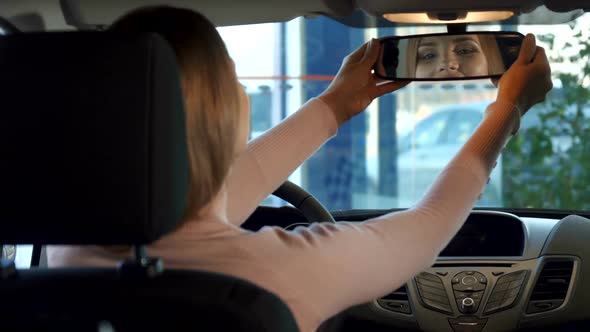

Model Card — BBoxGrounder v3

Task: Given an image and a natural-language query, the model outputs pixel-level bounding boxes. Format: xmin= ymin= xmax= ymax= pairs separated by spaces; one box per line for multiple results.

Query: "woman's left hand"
xmin=319 ymin=39 xmax=410 ymax=126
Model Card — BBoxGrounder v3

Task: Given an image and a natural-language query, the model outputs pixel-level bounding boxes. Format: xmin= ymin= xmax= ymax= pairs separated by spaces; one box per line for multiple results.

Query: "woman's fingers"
xmin=361 ymin=39 xmax=380 ymax=66
xmin=517 ymin=34 xmax=536 ymax=64
xmin=345 ymin=41 xmax=370 ymax=64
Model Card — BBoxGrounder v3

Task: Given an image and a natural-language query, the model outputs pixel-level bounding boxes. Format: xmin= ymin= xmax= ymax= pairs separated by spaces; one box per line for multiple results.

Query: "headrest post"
xmin=134 ymin=245 xmax=147 ymax=262
xmin=118 ymin=245 xmax=164 ymax=278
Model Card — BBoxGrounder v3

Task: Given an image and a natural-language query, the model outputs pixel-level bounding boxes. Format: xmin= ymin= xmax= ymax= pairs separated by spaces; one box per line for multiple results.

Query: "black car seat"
xmin=0 ymin=31 xmax=299 ymax=332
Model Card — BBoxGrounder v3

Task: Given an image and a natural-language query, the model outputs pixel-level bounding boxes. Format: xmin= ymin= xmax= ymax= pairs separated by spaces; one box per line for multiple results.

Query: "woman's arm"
xmin=255 ymin=100 xmax=517 ymax=328
xmin=226 ymin=39 xmax=409 ymax=225
xmin=225 ymin=98 xmax=339 ymax=224
xmin=250 ymin=34 xmax=552 ymax=329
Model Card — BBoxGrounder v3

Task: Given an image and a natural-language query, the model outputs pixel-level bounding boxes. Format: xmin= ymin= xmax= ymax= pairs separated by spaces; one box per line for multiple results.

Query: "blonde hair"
xmin=477 ymin=34 xmax=506 ymax=74
xmin=110 ymin=6 xmax=241 ymax=215
xmin=403 ymin=38 xmax=420 ymax=78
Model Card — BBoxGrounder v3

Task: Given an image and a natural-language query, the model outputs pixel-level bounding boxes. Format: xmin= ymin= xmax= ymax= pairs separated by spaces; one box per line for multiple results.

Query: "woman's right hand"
xmin=495 ymin=34 xmax=553 ymax=119
xmin=319 ymin=39 xmax=409 ymax=127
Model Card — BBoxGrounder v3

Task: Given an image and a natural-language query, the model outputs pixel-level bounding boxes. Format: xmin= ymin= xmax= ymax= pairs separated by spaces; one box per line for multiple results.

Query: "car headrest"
xmin=0 ymin=32 xmax=189 ymax=245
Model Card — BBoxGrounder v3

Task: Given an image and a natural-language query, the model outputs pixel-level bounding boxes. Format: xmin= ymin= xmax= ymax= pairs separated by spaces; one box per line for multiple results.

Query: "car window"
xmin=219 ymin=13 xmax=590 ymax=211
xmin=411 ymin=111 xmax=449 ymax=148
xmin=444 ymin=110 xmax=483 ymax=145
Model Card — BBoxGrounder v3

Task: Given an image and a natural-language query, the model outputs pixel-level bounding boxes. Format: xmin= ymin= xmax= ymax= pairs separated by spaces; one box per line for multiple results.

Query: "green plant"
xmin=502 ymin=21 xmax=590 ymax=210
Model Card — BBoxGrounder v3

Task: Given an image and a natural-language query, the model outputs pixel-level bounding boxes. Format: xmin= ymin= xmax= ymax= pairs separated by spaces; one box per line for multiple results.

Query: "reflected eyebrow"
xmin=418 ymin=42 xmax=436 ymax=47
xmin=418 ymin=36 xmax=479 ymax=47
xmin=452 ymin=37 xmax=479 ymax=43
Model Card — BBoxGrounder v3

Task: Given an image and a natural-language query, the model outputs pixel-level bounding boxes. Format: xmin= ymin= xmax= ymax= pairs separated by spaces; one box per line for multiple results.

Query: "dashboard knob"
xmin=461 ymin=298 xmax=476 ymax=313
xmin=461 ymin=276 xmax=477 ymax=285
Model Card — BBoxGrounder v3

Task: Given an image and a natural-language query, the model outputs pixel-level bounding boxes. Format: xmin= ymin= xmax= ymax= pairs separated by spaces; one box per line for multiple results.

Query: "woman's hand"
xmin=495 ymin=34 xmax=553 ymax=118
xmin=319 ymin=39 xmax=410 ymax=126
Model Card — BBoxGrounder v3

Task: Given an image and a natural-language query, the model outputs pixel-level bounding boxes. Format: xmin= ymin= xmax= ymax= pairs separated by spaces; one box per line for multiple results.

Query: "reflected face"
xmin=415 ymin=35 xmax=489 ymax=79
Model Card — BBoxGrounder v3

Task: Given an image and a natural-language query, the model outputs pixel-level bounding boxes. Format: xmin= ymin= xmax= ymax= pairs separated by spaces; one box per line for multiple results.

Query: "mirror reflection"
xmin=376 ymin=33 xmax=524 ymax=80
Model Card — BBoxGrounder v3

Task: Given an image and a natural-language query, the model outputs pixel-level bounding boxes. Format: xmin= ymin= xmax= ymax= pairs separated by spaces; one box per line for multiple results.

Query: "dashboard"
xmin=332 ymin=211 xmax=590 ymax=332
xmin=439 ymin=212 xmax=525 ymax=257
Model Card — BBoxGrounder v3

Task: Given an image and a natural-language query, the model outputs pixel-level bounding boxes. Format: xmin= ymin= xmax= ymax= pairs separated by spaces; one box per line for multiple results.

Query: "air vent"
xmin=527 ymin=260 xmax=574 ymax=314
xmin=377 ymin=285 xmax=411 ymax=314
xmin=382 ymin=285 xmax=409 ymax=301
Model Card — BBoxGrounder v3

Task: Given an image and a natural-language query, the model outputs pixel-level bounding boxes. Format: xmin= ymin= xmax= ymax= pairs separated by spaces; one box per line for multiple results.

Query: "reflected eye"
xmin=454 ymin=46 xmax=478 ymax=56
xmin=418 ymin=52 xmax=436 ymax=61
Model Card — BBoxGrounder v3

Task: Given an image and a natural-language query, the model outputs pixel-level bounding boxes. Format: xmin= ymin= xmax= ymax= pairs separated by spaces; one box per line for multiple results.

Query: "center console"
xmin=372 ymin=211 xmax=573 ymax=332
xmin=414 ymin=268 xmax=529 ymax=331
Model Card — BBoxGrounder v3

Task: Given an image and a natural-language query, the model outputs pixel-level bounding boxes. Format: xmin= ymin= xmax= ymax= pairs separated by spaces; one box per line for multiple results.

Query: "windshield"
xmin=218 ymin=14 xmax=590 ymax=211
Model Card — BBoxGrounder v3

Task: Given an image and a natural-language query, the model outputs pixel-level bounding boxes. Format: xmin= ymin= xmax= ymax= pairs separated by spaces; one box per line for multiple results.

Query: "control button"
xmin=449 ymin=317 xmax=487 ymax=332
xmin=484 ymin=275 xmax=524 ymax=315
xmin=436 ymin=271 xmax=449 ymax=276
xmin=418 ymin=285 xmax=447 ymax=297
xmin=461 ymin=276 xmax=477 ymax=286
xmin=458 ymin=297 xmax=477 ymax=314
xmin=423 ymin=298 xmax=453 ymax=314
xmin=453 ymin=283 xmax=483 ymax=292
xmin=505 ymin=287 xmax=521 ymax=299
xmin=418 ymin=272 xmax=443 ymax=283
xmin=473 ymin=282 xmax=486 ymax=291
xmin=488 ymin=291 xmax=505 ymax=303
xmin=494 ymin=282 xmax=510 ymax=292
xmin=484 ymin=296 xmax=517 ymax=314
xmin=417 ymin=278 xmax=445 ymax=290
xmin=492 ymin=271 xmax=504 ymax=276
xmin=497 ymin=271 xmax=526 ymax=284
xmin=508 ymin=279 xmax=524 ymax=289
xmin=452 ymin=272 xmax=487 ymax=292
xmin=421 ymin=291 xmax=450 ymax=304
xmin=462 ymin=298 xmax=475 ymax=308
xmin=455 ymin=290 xmax=483 ymax=301
xmin=471 ymin=291 xmax=483 ymax=299
xmin=485 ymin=270 xmax=527 ymax=314
xmin=455 ymin=292 xmax=469 ymax=300
xmin=415 ymin=273 xmax=452 ymax=314
xmin=484 ymin=300 xmax=501 ymax=313
xmin=500 ymin=297 xmax=516 ymax=308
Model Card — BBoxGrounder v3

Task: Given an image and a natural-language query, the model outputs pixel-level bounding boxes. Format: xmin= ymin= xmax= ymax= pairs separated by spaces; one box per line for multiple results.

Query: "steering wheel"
xmin=272 ymin=181 xmax=336 ymax=228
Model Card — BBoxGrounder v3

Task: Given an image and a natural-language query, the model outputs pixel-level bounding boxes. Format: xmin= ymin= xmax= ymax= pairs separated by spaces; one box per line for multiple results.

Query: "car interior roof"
xmin=0 ymin=0 xmax=589 ymax=32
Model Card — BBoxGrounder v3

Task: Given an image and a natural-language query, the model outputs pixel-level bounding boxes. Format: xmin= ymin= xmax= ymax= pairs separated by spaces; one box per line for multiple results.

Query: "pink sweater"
xmin=48 ymin=97 xmax=518 ymax=331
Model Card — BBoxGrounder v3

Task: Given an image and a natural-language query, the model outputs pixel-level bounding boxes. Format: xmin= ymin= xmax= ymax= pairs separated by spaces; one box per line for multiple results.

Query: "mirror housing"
xmin=374 ymin=31 xmax=524 ymax=81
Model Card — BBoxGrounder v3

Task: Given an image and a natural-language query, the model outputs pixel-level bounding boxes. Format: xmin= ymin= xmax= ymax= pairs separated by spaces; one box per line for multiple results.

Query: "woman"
xmin=403 ymin=34 xmax=505 ymax=78
xmin=48 ymin=6 xmax=552 ymax=332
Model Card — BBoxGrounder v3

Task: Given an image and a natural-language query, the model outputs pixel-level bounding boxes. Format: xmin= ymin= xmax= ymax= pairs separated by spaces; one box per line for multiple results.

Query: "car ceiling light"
xmin=383 ymin=11 xmax=514 ymax=24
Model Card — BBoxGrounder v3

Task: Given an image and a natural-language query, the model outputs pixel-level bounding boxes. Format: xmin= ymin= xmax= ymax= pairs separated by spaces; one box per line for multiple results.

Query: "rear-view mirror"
xmin=375 ymin=32 xmax=524 ymax=81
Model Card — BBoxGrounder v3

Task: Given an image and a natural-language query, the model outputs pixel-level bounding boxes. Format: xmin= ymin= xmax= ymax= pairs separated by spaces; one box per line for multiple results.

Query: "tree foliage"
xmin=502 ymin=21 xmax=590 ymax=210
